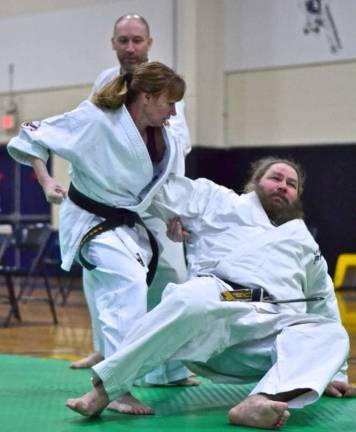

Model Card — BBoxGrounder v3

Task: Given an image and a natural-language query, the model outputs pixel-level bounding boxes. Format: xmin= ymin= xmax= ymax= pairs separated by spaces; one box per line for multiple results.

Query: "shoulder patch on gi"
xmin=21 ymin=121 xmax=41 ymax=131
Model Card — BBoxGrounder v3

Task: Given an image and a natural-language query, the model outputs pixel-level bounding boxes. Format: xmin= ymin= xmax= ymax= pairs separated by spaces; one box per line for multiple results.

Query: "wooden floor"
xmin=0 ymin=281 xmax=356 ymax=382
xmin=0 ymin=281 xmax=92 ymax=361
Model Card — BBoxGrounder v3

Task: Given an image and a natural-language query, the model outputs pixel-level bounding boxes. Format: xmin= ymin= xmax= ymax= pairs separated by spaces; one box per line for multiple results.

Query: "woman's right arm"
xmin=30 ymin=157 xmax=67 ymax=205
xmin=148 ymin=175 xmax=221 ymax=229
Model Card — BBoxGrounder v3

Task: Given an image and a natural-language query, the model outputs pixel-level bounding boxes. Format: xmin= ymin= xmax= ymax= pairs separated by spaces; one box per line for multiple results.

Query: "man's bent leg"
xmin=200 ymin=314 xmax=348 ymax=429
xmin=228 ymin=318 xmax=348 ymax=429
xmin=92 ymin=277 xmax=254 ymax=401
xmin=249 ymin=319 xmax=349 ymax=408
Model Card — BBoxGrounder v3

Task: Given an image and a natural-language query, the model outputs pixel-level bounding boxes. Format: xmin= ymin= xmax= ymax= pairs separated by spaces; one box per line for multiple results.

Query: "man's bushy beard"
xmin=255 ymin=184 xmax=304 ymax=226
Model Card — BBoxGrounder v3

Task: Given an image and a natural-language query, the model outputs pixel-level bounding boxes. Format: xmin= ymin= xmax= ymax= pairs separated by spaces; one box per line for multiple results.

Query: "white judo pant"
xmin=93 ymin=276 xmax=349 ymax=408
xmin=82 ymin=226 xmax=150 ymax=357
xmin=83 ymin=218 xmax=190 ymax=383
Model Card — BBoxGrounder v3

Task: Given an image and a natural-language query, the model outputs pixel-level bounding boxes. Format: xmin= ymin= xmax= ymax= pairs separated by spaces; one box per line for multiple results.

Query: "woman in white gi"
xmin=71 ymin=15 xmax=197 ymax=397
xmin=65 ymin=158 xmax=356 ymax=429
xmin=7 ymin=61 xmax=185 ymax=414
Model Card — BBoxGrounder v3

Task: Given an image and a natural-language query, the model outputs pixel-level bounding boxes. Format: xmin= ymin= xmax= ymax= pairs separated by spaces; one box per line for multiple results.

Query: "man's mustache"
xmin=271 ymin=192 xmax=289 ymax=205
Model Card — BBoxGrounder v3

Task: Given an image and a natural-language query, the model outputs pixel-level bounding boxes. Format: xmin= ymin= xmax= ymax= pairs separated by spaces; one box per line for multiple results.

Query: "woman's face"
xmin=144 ymin=92 xmax=177 ymax=127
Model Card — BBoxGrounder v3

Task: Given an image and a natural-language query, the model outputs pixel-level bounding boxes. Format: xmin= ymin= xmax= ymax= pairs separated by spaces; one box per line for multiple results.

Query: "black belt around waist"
xmin=221 ymin=280 xmax=270 ymax=302
xmin=68 ymin=184 xmax=159 ymax=285
xmin=220 ymin=279 xmax=324 ymax=304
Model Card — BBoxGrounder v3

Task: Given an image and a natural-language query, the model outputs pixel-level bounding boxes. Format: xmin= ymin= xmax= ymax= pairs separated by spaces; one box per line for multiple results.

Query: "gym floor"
xmin=0 ymin=283 xmax=355 ymax=432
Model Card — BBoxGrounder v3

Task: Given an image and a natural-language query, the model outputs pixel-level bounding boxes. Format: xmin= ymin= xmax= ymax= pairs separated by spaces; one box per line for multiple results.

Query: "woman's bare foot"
xmin=107 ymin=392 xmax=154 ymax=415
xmin=69 ymin=352 xmax=104 ymax=369
xmin=228 ymin=394 xmax=290 ymax=429
xmin=146 ymin=377 xmax=200 ymax=387
xmin=66 ymin=379 xmax=109 ymax=417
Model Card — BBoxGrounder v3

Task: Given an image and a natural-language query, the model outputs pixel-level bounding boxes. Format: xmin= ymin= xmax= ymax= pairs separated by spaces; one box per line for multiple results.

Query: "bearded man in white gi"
xmin=70 ymin=14 xmax=196 ymax=407
xmin=67 ymin=157 xmax=356 ymax=429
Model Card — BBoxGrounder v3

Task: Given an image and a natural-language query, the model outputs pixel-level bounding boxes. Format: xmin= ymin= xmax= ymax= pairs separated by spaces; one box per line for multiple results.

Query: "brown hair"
xmin=92 ymin=61 xmax=186 ymax=111
xmin=243 ymin=157 xmax=305 ymax=196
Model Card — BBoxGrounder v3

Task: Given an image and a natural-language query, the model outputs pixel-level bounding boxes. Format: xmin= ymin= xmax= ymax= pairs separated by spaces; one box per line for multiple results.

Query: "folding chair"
xmin=41 ymin=230 xmax=82 ymax=306
xmin=0 ymin=223 xmax=58 ymax=326
xmin=0 ymin=232 xmax=21 ymax=324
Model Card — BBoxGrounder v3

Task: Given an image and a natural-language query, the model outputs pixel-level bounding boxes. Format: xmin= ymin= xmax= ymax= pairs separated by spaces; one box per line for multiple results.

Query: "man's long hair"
xmin=243 ymin=157 xmax=305 ymax=197
xmin=243 ymin=157 xmax=306 ymax=224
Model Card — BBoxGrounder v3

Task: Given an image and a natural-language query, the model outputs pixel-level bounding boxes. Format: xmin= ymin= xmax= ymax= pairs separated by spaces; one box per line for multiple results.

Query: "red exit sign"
xmin=1 ymin=114 xmax=16 ymax=130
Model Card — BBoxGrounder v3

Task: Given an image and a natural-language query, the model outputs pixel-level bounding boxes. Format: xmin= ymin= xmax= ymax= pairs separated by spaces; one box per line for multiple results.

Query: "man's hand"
xmin=167 ymin=217 xmax=189 ymax=242
xmin=324 ymin=380 xmax=356 ymax=398
xmin=42 ymin=177 xmax=67 ymax=205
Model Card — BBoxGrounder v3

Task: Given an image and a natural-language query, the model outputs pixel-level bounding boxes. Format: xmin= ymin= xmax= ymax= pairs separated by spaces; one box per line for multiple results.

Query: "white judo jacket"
xmin=92 ymin=66 xmax=191 ymax=175
xmin=150 ymin=175 xmax=342 ymax=322
xmin=7 ymin=101 xmax=179 ymax=271
xmin=149 ymin=176 xmax=347 ymax=383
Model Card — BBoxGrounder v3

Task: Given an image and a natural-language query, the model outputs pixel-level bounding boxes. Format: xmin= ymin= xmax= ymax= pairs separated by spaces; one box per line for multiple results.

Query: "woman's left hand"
xmin=167 ymin=217 xmax=189 ymax=242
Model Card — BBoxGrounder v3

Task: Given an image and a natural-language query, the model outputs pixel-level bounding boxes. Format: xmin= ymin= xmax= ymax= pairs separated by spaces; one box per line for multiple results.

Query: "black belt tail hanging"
xmin=68 ymin=184 xmax=158 ymax=285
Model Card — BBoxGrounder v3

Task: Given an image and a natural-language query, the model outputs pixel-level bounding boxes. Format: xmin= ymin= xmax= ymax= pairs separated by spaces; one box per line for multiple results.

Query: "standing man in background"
xmin=70 ymin=14 xmax=197 ymax=414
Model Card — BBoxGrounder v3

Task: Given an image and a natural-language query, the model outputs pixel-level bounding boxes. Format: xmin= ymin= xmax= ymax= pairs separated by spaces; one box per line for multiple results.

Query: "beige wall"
xmin=175 ymin=0 xmax=199 ymax=145
xmin=176 ymin=0 xmax=225 ymax=147
xmin=195 ymin=0 xmax=225 ymax=148
xmin=0 ymin=0 xmax=109 ymax=17
xmin=226 ymin=60 xmax=356 ymax=147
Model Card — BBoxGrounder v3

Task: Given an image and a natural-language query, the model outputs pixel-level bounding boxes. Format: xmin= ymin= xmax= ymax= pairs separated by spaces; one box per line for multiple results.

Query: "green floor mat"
xmin=0 ymin=354 xmax=355 ymax=432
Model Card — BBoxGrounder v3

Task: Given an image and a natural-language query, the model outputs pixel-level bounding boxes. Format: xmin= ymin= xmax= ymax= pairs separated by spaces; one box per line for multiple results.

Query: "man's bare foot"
xmin=70 ymin=352 xmax=104 ymax=369
xmin=228 ymin=394 xmax=290 ymax=429
xmin=107 ymin=392 xmax=154 ymax=415
xmin=146 ymin=377 xmax=200 ymax=387
xmin=66 ymin=379 xmax=109 ymax=417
